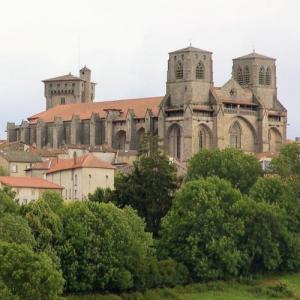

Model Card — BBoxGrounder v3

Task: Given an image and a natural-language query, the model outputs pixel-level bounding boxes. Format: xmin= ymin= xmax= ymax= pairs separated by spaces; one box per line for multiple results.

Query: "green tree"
xmin=88 ymin=187 xmax=115 ymax=204
xmin=0 ymin=241 xmax=64 ymax=300
xmin=59 ymin=201 xmax=154 ymax=293
xmin=41 ymin=191 xmax=64 ymax=216
xmin=0 ymin=166 xmax=8 ymax=176
xmin=0 ymin=214 xmax=35 ymax=247
xmin=159 ymin=177 xmax=244 ymax=280
xmin=186 ymin=148 xmax=262 ymax=193
xmin=115 ymin=132 xmax=177 ymax=236
xmin=0 ymin=189 xmax=18 ymax=216
xmin=271 ymin=143 xmax=300 ymax=196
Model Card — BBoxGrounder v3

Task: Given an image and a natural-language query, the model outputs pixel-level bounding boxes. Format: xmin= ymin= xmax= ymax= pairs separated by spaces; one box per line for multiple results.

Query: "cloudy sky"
xmin=0 ymin=0 xmax=299 ymax=139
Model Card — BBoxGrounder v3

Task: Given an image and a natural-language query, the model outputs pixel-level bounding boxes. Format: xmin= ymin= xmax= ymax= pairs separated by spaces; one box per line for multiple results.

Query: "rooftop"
xmin=0 ymin=176 xmax=63 ymax=189
xmin=169 ymin=45 xmax=212 ymax=54
xmin=42 ymin=73 xmax=83 ymax=82
xmin=28 ymin=153 xmax=115 ymax=174
xmin=233 ymin=51 xmax=275 ymax=60
xmin=0 ymin=150 xmax=42 ymax=163
xmin=28 ymin=96 xmax=163 ymax=124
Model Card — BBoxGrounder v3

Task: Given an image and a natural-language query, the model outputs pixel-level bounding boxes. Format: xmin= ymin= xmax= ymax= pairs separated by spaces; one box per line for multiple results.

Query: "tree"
xmin=0 ymin=166 xmax=8 ymax=176
xmin=186 ymin=148 xmax=263 ymax=193
xmin=0 ymin=214 xmax=36 ymax=247
xmin=0 ymin=241 xmax=64 ymax=300
xmin=271 ymin=143 xmax=300 ymax=196
xmin=115 ymin=132 xmax=177 ymax=236
xmin=59 ymin=201 xmax=154 ymax=293
xmin=88 ymin=187 xmax=115 ymax=204
xmin=159 ymin=177 xmax=244 ymax=280
xmin=0 ymin=189 xmax=18 ymax=216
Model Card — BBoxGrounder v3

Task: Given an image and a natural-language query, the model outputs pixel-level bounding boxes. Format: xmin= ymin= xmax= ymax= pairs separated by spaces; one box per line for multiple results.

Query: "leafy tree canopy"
xmin=0 ymin=241 xmax=64 ymax=300
xmin=186 ymin=148 xmax=262 ymax=193
xmin=0 ymin=214 xmax=36 ymax=247
xmin=59 ymin=201 xmax=154 ymax=293
xmin=159 ymin=177 xmax=244 ymax=280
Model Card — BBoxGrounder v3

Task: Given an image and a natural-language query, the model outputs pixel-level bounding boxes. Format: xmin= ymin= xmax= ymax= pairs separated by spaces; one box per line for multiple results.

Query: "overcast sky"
xmin=0 ymin=0 xmax=299 ymax=139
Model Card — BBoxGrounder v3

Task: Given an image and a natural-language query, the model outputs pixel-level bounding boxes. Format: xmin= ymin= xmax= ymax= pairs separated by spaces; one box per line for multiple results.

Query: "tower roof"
xmin=233 ymin=51 xmax=275 ymax=61
xmin=169 ymin=46 xmax=212 ymax=54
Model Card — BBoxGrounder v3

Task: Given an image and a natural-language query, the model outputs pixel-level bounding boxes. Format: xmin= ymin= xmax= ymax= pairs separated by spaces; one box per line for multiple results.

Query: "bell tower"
xmin=166 ymin=46 xmax=213 ymax=107
xmin=232 ymin=52 xmax=277 ymax=109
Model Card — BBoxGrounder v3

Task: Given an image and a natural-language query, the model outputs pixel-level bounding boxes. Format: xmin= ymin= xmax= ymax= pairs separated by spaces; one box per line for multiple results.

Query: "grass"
xmin=65 ymin=273 xmax=300 ymax=300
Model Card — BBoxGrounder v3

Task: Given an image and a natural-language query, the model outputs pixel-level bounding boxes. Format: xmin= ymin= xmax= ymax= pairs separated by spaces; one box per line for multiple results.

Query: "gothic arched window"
xmin=230 ymin=122 xmax=241 ymax=149
xmin=237 ymin=67 xmax=243 ymax=85
xmin=196 ymin=62 xmax=205 ymax=79
xmin=199 ymin=130 xmax=205 ymax=151
xmin=265 ymin=67 xmax=271 ymax=85
xmin=259 ymin=66 xmax=265 ymax=85
xmin=176 ymin=61 xmax=183 ymax=79
xmin=243 ymin=66 xmax=250 ymax=85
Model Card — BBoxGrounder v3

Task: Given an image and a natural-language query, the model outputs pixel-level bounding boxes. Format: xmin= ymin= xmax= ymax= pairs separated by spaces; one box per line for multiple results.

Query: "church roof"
xmin=169 ymin=46 xmax=212 ymax=54
xmin=28 ymin=96 xmax=163 ymax=124
xmin=42 ymin=73 xmax=83 ymax=82
xmin=233 ymin=51 xmax=275 ymax=60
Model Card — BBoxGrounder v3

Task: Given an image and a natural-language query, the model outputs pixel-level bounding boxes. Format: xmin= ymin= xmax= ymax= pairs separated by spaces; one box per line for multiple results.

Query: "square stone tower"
xmin=43 ymin=67 xmax=96 ymax=110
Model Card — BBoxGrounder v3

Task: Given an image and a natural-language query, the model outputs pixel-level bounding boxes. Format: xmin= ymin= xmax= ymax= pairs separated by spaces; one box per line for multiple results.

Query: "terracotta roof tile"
xmin=0 ymin=176 xmax=63 ymax=189
xmin=46 ymin=153 xmax=115 ymax=174
xmin=28 ymin=96 xmax=163 ymax=124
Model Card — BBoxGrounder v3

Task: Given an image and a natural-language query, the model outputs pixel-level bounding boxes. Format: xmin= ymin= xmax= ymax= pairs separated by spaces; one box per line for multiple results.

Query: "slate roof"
xmin=0 ymin=151 xmax=42 ymax=163
xmin=28 ymin=96 xmax=163 ymax=124
xmin=233 ymin=52 xmax=275 ymax=60
xmin=169 ymin=46 xmax=212 ymax=54
xmin=0 ymin=176 xmax=63 ymax=189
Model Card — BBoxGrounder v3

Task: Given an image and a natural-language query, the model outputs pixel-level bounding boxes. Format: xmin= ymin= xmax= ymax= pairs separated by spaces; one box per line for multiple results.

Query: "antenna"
xmin=78 ymin=34 xmax=81 ymax=70
xmin=189 ymin=38 xmax=192 ymax=47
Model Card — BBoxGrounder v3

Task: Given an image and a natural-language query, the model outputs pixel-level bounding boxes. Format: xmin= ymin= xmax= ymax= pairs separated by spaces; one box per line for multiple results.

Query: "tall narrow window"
xmin=237 ymin=67 xmax=243 ymax=85
xmin=199 ymin=130 xmax=205 ymax=151
xmin=243 ymin=66 xmax=250 ymax=85
xmin=265 ymin=67 xmax=271 ymax=85
xmin=230 ymin=122 xmax=241 ymax=148
xmin=176 ymin=126 xmax=181 ymax=159
xmin=259 ymin=66 xmax=265 ymax=85
xmin=176 ymin=61 xmax=183 ymax=79
xmin=196 ymin=62 xmax=205 ymax=79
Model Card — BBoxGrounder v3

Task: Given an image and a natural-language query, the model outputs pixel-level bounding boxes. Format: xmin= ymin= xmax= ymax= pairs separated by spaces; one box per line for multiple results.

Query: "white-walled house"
xmin=27 ymin=153 xmax=115 ymax=200
xmin=0 ymin=176 xmax=63 ymax=204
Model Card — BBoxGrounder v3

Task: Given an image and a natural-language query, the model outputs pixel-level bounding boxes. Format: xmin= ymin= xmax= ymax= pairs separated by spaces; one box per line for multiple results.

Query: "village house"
xmin=26 ymin=153 xmax=115 ymax=200
xmin=0 ymin=176 xmax=63 ymax=204
xmin=0 ymin=150 xmax=42 ymax=177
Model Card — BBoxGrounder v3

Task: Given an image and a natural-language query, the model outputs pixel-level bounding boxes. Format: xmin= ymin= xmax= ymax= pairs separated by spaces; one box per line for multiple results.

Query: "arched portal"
xmin=168 ymin=124 xmax=182 ymax=160
xmin=269 ymin=127 xmax=282 ymax=152
xmin=114 ymin=130 xmax=126 ymax=150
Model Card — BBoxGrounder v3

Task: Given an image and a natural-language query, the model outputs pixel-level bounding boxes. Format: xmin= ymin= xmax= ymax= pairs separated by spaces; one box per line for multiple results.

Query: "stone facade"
xmin=7 ymin=46 xmax=287 ymax=162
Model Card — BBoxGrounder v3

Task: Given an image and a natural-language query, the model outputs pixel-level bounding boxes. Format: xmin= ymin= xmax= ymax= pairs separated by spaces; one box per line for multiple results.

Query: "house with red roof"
xmin=26 ymin=153 xmax=115 ymax=201
xmin=0 ymin=176 xmax=63 ymax=204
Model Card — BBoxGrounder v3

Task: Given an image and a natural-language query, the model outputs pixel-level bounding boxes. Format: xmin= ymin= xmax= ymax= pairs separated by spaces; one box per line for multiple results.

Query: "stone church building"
xmin=7 ymin=46 xmax=287 ymax=162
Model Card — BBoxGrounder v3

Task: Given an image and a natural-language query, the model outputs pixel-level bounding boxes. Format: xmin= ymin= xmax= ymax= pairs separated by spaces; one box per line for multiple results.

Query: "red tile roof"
xmin=46 ymin=153 xmax=115 ymax=174
xmin=0 ymin=176 xmax=63 ymax=189
xmin=28 ymin=96 xmax=163 ymax=124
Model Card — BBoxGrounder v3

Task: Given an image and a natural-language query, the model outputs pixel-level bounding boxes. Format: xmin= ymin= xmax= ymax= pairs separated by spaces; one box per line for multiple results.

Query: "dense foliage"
xmin=1 ymin=144 xmax=300 ymax=297
xmin=186 ymin=148 xmax=263 ymax=193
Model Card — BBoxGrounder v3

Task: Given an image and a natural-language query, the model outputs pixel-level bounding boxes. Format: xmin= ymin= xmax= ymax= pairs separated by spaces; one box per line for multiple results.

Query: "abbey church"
xmin=7 ymin=46 xmax=287 ymax=162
